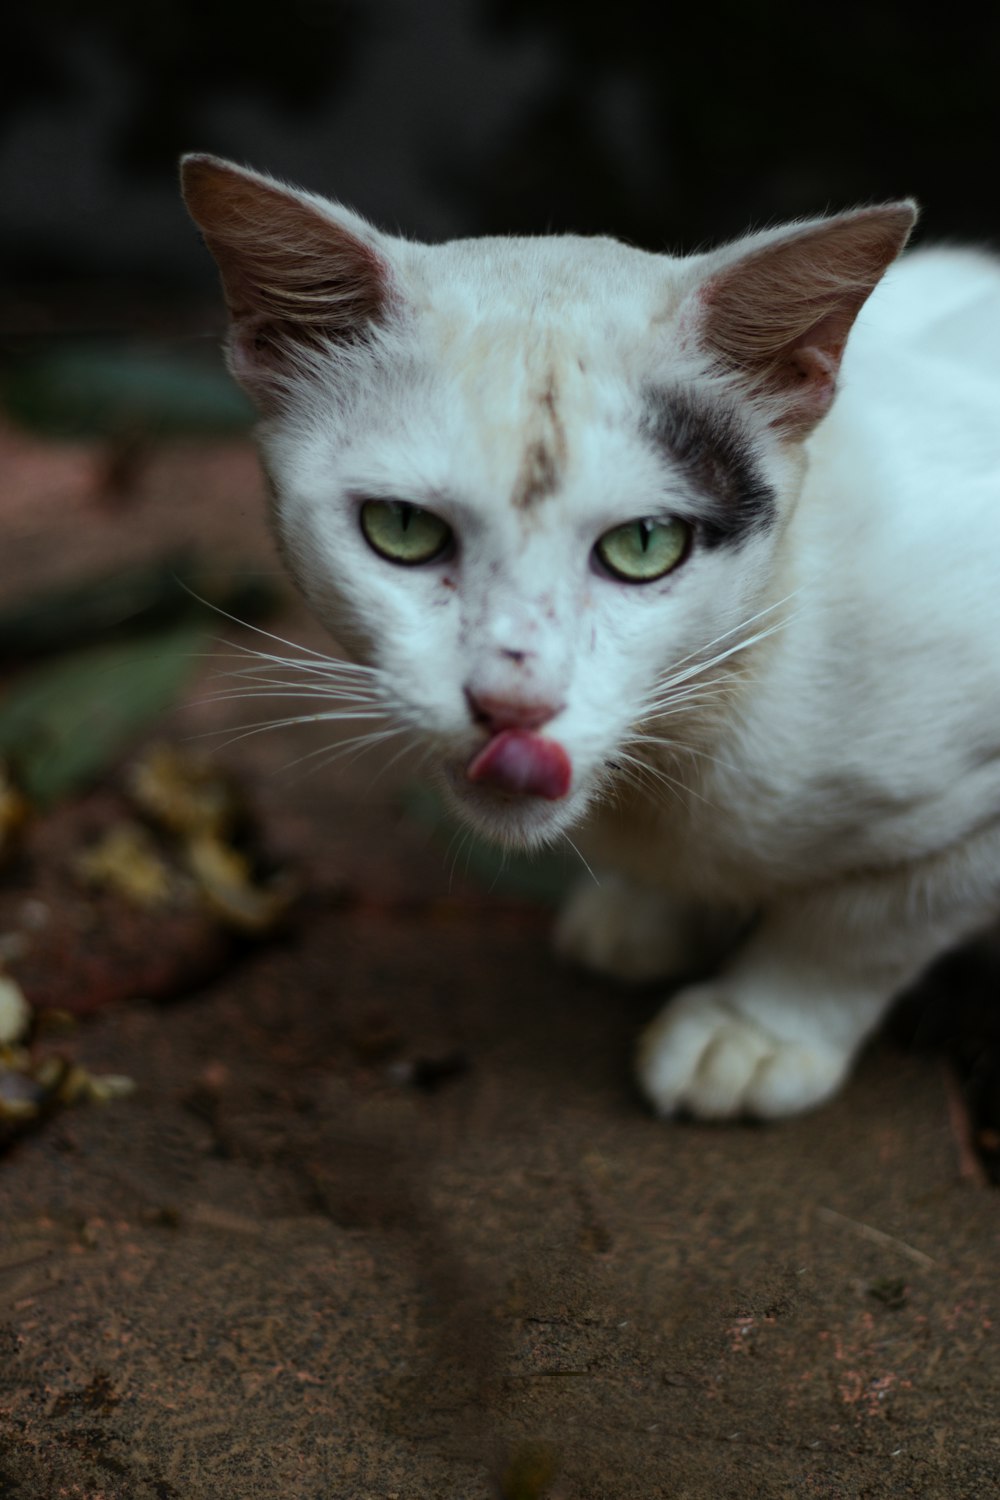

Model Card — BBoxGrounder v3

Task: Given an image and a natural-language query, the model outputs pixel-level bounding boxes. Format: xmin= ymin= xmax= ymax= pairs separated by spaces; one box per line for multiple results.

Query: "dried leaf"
xmin=129 ymin=743 xmax=243 ymax=839
xmin=185 ymin=831 xmax=293 ymax=934
xmin=0 ymin=986 xmax=135 ymax=1138
xmin=75 ymin=822 xmax=176 ymax=908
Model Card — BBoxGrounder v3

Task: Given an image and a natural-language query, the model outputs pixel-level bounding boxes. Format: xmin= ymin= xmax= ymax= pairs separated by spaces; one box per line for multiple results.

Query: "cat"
xmin=181 ymin=153 xmax=1000 ymax=1120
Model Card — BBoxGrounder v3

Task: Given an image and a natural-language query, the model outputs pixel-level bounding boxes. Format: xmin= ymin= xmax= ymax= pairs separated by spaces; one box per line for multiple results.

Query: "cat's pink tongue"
xmin=466 ymin=729 xmax=572 ymax=800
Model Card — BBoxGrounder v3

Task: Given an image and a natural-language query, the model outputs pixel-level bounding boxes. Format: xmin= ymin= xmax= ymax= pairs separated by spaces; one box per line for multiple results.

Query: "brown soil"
xmin=1 ymin=426 xmax=998 ymax=1500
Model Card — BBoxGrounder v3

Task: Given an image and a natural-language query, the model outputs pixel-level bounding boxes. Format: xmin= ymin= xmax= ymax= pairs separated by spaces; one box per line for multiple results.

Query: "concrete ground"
xmin=1 ymin=423 xmax=998 ymax=1499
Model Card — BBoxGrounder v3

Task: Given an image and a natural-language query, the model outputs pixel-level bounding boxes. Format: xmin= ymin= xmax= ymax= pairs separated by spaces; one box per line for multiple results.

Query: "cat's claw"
xmin=636 ymin=984 xmax=850 ymax=1120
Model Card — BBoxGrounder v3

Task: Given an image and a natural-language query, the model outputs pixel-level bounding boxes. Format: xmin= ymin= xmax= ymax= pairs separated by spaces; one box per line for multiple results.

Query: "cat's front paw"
xmin=635 ymin=983 xmax=850 ymax=1120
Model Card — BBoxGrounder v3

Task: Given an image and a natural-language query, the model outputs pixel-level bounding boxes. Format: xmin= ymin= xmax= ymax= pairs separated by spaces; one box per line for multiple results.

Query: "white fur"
xmin=188 ymin=162 xmax=1000 ymax=1119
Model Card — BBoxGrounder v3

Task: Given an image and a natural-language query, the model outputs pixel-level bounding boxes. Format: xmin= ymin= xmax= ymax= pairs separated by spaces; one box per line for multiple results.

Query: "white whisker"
xmin=203 ymin=666 xmax=369 ymax=684
xmin=448 ymin=826 xmax=475 ymax=892
xmin=614 ymin=596 xmax=799 ymax=801
xmin=638 ymin=684 xmax=732 ymax=719
xmin=195 ymin=686 xmax=386 ymax=708
xmin=626 ymin=732 xmax=742 ymax=779
xmin=176 ymin=599 xmax=411 ymax=771
xmin=657 ymin=590 xmax=800 ymax=681
xmin=613 ymin=747 xmax=714 ymax=808
xmin=279 ymin=725 xmax=408 ymax=782
xmin=178 ymin=583 xmax=378 ymax=667
xmin=558 ymin=831 xmax=599 ymax=886
xmin=195 ymin=647 xmax=377 ymax=680
xmin=363 ymin=730 xmax=428 ymax=788
xmin=192 ymin=706 xmax=389 ymax=737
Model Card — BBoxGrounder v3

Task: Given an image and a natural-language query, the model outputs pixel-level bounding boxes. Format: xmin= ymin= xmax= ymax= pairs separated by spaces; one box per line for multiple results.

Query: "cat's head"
xmin=182 ymin=155 xmax=914 ymax=848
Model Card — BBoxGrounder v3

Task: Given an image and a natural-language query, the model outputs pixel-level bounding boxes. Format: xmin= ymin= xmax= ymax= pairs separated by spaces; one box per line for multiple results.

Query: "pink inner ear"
xmin=782 ymin=333 xmax=841 ymax=417
xmin=698 ymin=203 xmax=915 ymax=434
xmin=226 ymin=314 xmax=289 ymax=392
xmin=182 ymin=156 xmax=390 ymax=403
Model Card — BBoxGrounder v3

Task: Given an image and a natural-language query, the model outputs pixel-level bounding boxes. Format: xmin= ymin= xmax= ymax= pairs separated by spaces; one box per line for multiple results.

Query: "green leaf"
xmin=1 ymin=344 xmax=253 ymax=439
xmin=0 ymin=625 xmax=209 ymax=806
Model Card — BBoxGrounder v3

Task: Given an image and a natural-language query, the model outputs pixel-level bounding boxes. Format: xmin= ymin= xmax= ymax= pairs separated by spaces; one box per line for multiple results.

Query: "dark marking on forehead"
xmin=513 ymin=436 xmax=560 ymax=509
xmin=641 ymin=387 xmax=776 ymax=547
xmin=513 ymin=369 xmax=567 ymax=510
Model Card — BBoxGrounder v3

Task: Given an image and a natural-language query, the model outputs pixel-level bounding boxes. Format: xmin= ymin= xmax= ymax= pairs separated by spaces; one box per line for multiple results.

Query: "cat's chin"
xmin=440 ymin=763 xmax=587 ymax=851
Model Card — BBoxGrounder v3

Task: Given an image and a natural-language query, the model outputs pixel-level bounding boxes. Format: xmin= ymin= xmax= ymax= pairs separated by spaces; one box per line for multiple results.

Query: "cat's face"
xmin=260 ymin=270 xmax=789 ymax=847
xmin=182 ymin=157 xmax=913 ymax=848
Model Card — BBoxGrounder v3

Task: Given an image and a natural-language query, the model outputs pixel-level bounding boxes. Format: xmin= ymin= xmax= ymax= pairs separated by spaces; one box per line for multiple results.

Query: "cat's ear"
xmin=695 ymin=202 xmax=917 ymax=434
xmin=181 ymin=153 xmax=394 ymax=407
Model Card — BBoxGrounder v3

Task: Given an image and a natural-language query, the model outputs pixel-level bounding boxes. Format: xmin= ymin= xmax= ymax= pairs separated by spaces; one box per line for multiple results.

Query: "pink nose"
xmin=464 ymin=688 xmax=563 ymax=734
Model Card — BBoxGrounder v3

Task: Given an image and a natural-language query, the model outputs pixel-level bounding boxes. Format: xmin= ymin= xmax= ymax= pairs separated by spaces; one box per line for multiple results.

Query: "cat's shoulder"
xmin=864 ymin=242 xmax=1000 ymax=343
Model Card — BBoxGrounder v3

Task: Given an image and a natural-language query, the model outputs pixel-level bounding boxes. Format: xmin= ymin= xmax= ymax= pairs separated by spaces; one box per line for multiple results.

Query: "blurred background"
xmin=4 ymin=0 xmax=1000 ymax=314
xmin=4 ymin=0 xmax=999 ymax=646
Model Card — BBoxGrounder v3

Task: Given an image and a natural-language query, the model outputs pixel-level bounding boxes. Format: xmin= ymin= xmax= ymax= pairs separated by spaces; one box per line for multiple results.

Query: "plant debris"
xmin=0 ymin=973 xmax=134 ymax=1144
xmin=75 ymin=821 xmax=176 ymax=907
xmin=126 ymin=743 xmax=296 ymax=934
xmin=0 ymin=745 xmax=296 ymax=1017
xmin=129 ymin=741 xmax=245 ymax=838
xmin=69 ymin=742 xmax=295 ymax=937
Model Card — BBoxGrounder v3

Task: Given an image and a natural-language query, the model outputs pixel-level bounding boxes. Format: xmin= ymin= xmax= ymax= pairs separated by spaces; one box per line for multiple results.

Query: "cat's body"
xmin=183 ymin=156 xmax=1000 ymax=1119
xmin=598 ymin=246 xmax=1000 ymax=898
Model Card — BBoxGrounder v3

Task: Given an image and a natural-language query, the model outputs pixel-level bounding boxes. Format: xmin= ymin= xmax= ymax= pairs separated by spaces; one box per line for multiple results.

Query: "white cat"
xmin=182 ymin=154 xmax=1000 ymax=1120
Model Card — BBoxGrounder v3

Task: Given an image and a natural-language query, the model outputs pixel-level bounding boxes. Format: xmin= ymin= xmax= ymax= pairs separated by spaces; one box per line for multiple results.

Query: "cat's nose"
xmin=465 ymin=687 xmax=564 ymax=734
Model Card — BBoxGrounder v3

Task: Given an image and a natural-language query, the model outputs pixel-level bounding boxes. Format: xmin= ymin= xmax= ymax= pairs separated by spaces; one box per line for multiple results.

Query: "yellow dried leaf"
xmin=185 ymin=832 xmax=292 ymax=934
xmin=75 ymin=822 xmax=175 ymax=908
xmin=129 ymin=743 xmax=242 ymax=838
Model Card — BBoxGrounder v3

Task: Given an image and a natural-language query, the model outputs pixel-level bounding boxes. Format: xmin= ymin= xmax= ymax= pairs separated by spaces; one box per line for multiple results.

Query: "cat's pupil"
xmin=359 ymin=498 xmax=453 ymax=565
xmin=595 ymin=515 xmax=690 ymax=582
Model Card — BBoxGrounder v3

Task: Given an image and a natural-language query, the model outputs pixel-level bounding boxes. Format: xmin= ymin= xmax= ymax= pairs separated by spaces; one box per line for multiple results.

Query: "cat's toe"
xmin=635 ymin=985 xmax=849 ymax=1120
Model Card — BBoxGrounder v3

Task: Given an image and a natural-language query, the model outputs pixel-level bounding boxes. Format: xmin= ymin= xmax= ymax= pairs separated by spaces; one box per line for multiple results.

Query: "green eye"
xmin=595 ymin=516 xmax=690 ymax=582
xmin=360 ymin=500 xmax=453 ymax=565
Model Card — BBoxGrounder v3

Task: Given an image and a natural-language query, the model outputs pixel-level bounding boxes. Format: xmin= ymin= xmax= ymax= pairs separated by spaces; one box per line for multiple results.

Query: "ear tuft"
xmin=699 ymin=202 xmax=917 ymax=434
xmin=180 ymin=154 xmax=392 ymax=406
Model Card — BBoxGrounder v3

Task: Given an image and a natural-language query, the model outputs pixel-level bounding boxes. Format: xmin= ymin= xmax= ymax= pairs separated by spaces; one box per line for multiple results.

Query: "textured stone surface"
xmin=2 ymin=889 xmax=998 ymax=1499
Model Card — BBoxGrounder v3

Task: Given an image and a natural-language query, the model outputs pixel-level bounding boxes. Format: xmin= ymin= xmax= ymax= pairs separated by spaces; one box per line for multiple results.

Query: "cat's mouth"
xmin=465 ymin=728 xmax=572 ymax=800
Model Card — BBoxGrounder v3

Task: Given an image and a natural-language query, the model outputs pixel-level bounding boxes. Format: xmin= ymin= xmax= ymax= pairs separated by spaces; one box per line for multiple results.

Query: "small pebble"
xmin=0 ymin=974 xmax=31 ymax=1045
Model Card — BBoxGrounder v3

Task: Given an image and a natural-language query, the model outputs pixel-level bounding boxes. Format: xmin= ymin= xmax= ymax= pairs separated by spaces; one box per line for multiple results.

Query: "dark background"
xmin=4 ymin=0 xmax=999 ymax=305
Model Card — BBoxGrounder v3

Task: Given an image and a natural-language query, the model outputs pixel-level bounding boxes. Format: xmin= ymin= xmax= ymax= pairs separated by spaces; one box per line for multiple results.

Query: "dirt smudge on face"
xmin=512 ymin=370 xmax=567 ymax=511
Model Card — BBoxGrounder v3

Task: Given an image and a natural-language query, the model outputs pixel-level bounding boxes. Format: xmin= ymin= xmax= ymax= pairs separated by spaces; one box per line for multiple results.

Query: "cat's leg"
xmin=554 ymin=873 xmax=740 ymax=983
xmin=636 ymin=842 xmax=1000 ymax=1119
